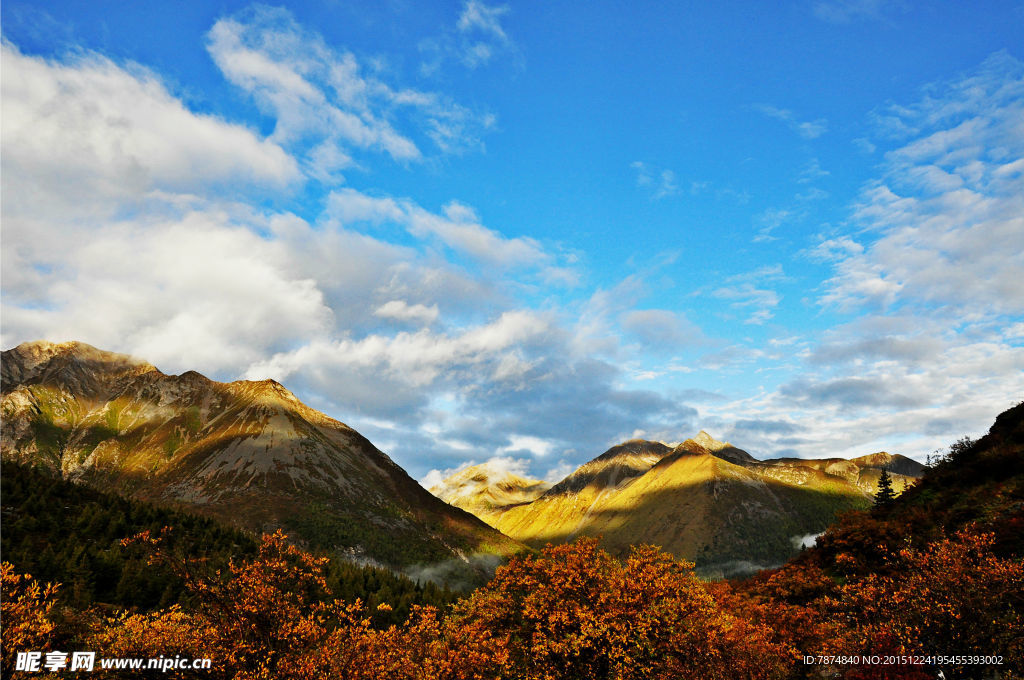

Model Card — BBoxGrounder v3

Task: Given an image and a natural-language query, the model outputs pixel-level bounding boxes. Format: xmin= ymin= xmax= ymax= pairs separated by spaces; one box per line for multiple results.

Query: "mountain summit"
xmin=1 ymin=341 xmax=520 ymax=570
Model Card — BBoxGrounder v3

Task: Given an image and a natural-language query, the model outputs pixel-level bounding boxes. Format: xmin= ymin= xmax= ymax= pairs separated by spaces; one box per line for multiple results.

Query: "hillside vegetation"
xmin=1 ymin=461 xmax=458 ymax=628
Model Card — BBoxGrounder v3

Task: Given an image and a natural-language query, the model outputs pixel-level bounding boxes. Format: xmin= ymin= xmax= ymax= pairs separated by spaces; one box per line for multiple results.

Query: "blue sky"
xmin=2 ymin=0 xmax=1022 ymax=483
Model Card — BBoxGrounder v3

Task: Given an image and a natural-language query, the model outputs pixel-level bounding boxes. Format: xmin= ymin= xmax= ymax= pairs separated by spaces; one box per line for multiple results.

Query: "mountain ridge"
xmin=432 ymin=430 xmax=924 ymax=576
xmin=1 ymin=340 xmax=521 ymax=575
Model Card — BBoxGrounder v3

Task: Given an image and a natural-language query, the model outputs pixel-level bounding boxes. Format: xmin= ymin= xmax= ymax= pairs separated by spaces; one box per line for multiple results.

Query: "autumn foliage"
xmin=3 ymin=521 xmax=1023 ymax=679
xmin=823 ymin=530 xmax=1024 ymax=679
xmin=1 ymin=563 xmax=61 ymax=678
xmin=452 ymin=538 xmax=789 ymax=679
xmin=57 ymin=533 xmax=789 ymax=679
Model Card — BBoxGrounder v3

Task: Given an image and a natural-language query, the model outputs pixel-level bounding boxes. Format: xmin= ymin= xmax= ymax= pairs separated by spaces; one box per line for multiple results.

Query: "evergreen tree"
xmin=874 ymin=468 xmax=896 ymax=506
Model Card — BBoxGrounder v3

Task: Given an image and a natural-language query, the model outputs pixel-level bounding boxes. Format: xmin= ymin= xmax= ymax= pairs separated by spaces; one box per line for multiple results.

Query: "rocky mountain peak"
xmin=2 ymin=340 xmax=157 ymax=399
xmin=694 ymin=430 xmax=723 ymax=449
xmin=849 ymin=451 xmax=925 ymax=477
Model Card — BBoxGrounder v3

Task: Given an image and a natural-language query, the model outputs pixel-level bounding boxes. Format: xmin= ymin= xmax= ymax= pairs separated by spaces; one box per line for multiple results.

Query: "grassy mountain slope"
xmin=437 ymin=433 xmax=923 ymax=575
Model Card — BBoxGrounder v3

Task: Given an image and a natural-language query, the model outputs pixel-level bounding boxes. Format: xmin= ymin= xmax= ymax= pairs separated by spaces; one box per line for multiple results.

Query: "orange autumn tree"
xmin=828 ymin=528 xmax=1024 ymax=680
xmin=94 ymin=530 xmax=493 ymax=680
xmin=1 ymin=563 xmax=61 ymax=677
xmin=450 ymin=537 xmax=790 ymax=680
xmin=94 ymin=529 xmax=373 ymax=680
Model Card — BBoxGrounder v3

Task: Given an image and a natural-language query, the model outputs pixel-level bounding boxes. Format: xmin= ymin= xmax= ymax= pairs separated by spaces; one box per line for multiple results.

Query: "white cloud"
xmin=620 ymin=309 xmax=703 ymax=349
xmin=0 ymin=43 xmax=298 ymax=220
xmin=421 ymin=454 xmax=534 ymax=492
xmin=703 ymin=55 xmax=1024 ymax=463
xmin=1 ymin=15 xmax=699 ymax=487
xmin=819 ymin=52 xmax=1024 ymax=315
xmin=2 ymin=211 xmax=331 ymax=374
xmin=375 ymin=300 xmax=440 ymax=325
xmin=419 ymin=0 xmax=516 ymax=75
xmin=327 ymin=188 xmax=548 ymax=268
xmin=753 ymin=208 xmax=800 ymax=242
xmin=631 ymin=161 xmax=652 ymax=186
xmin=712 ymin=267 xmax=783 ymax=325
xmin=456 ymin=1 xmax=513 ymax=68
xmin=206 ymin=6 xmax=495 ymax=177
xmin=631 ymin=161 xmax=679 ymax=199
xmin=798 ymin=157 xmax=830 ymax=183
xmin=743 ymin=325 xmax=1024 ymax=461
xmin=754 ymin=104 xmax=828 ymax=139
xmin=458 ymin=1 xmax=510 ymax=41
xmin=12 ymin=10 xmax=1018 ymax=499
xmin=243 ymin=310 xmax=552 ymax=393
xmin=421 ymin=468 xmax=449 ymax=490
xmin=543 ymin=460 xmax=574 ymax=483
xmin=499 ymin=436 xmax=555 ymax=457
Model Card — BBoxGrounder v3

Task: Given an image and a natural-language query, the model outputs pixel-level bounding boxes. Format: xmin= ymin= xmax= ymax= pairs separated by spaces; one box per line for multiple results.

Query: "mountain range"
xmin=432 ymin=431 xmax=923 ymax=575
xmin=2 ymin=340 xmax=925 ymax=580
xmin=0 ymin=341 xmax=519 ymax=577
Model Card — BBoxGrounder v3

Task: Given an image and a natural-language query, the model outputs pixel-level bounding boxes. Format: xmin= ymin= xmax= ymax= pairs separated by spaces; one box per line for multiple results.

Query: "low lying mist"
xmin=402 ymin=551 xmax=506 ymax=592
xmin=696 ymin=560 xmax=782 ymax=579
xmin=791 ymin=532 xmax=822 ymax=550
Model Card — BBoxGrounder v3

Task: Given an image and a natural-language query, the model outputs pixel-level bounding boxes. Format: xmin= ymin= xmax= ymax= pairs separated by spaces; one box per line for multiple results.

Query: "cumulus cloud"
xmin=10 ymin=9 xmax=1018 ymax=498
xmin=374 ymin=300 xmax=440 ymax=325
xmin=2 ymin=24 xmax=694 ymax=485
xmin=2 ymin=210 xmax=331 ymax=374
xmin=421 ymin=454 xmax=533 ymax=493
xmin=0 ymin=42 xmax=298 ymax=220
xmin=808 ymin=335 xmax=944 ymax=366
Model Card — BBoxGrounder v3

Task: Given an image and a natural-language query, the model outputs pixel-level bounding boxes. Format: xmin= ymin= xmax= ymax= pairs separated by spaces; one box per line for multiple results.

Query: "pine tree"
xmin=874 ymin=468 xmax=896 ymax=506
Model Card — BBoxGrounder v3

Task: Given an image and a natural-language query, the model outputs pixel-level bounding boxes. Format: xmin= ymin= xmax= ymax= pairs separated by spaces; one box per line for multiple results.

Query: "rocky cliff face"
xmin=1 ymin=341 xmax=520 ymax=570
